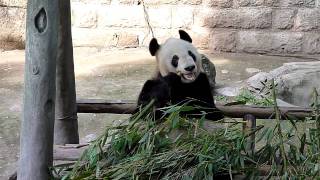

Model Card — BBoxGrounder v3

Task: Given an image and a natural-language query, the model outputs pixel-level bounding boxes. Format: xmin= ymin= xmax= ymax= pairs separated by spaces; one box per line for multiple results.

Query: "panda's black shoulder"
xmin=194 ymin=72 xmax=211 ymax=87
xmin=137 ymin=77 xmax=170 ymax=108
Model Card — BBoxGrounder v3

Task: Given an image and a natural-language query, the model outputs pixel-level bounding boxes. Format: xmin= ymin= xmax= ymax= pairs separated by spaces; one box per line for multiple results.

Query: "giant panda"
xmin=137 ymin=30 xmax=223 ymax=120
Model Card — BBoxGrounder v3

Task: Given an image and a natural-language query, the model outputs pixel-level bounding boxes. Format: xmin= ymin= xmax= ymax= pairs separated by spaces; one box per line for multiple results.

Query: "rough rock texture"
xmin=238 ymin=31 xmax=304 ymax=54
xmin=215 ymin=86 xmax=242 ymax=96
xmin=201 ymin=54 xmax=217 ymax=94
xmin=295 ymin=9 xmax=319 ymax=31
xmin=247 ymin=62 xmax=320 ymax=107
xmin=0 ymin=0 xmax=319 ymax=55
xmin=209 ymin=31 xmax=236 ymax=52
xmin=0 ymin=0 xmax=26 ymax=7
xmin=0 ymin=6 xmax=26 ymax=50
xmin=273 ymin=9 xmax=295 ymax=29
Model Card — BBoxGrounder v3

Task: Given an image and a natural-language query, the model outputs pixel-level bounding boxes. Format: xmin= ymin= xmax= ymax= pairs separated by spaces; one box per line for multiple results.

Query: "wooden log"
xmin=218 ymin=104 xmax=312 ymax=119
xmin=18 ymin=1 xmax=58 ymax=179
xmin=53 ymin=144 xmax=88 ymax=161
xmin=77 ymin=99 xmax=137 ymax=114
xmin=54 ymin=0 xmax=79 ymax=145
xmin=76 ymin=99 xmax=312 ymax=119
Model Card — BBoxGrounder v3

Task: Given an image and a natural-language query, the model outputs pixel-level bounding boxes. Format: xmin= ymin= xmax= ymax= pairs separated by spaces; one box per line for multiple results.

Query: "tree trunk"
xmin=18 ymin=0 xmax=58 ymax=179
xmin=54 ymin=0 xmax=79 ymax=145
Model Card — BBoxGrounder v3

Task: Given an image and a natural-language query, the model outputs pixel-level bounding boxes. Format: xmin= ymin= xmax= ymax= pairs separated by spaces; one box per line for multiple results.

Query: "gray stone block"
xmin=72 ymin=28 xmax=138 ymax=48
xmin=273 ymin=9 xmax=295 ymax=29
xmin=234 ymin=0 xmax=264 ymax=6
xmin=272 ymin=33 xmax=303 ymax=53
xmin=265 ymin=0 xmax=280 ymax=6
xmin=72 ymin=0 xmax=111 ymax=4
xmin=186 ymin=29 xmax=211 ymax=49
xmin=0 ymin=7 xmax=26 ymax=49
xmin=282 ymin=0 xmax=316 ymax=7
xmin=205 ymin=0 xmax=233 ymax=7
xmin=172 ymin=6 xmax=195 ymax=28
xmin=0 ymin=0 xmax=26 ymax=7
xmin=97 ymin=5 xmax=145 ymax=28
xmin=303 ymin=33 xmax=320 ymax=54
xmin=209 ymin=31 xmax=236 ymax=52
xmin=204 ymin=8 xmax=272 ymax=29
xmin=140 ymin=0 xmax=202 ymax=5
xmin=295 ymin=9 xmax=319 ymax=31
xmin=72 ymin=4 xmax=98 ymax=28
xmin=237 ymin=31 xmax=303 ymax=54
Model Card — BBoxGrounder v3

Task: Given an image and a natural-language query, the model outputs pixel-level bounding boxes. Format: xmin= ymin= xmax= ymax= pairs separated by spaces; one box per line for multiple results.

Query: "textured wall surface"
xmin=0 ymin=0 xmax=319 ymax=55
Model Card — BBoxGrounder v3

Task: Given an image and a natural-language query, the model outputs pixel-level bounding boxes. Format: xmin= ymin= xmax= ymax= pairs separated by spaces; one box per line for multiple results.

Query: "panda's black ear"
xmin=179 ymin=30 xmax=192 ymax=43
xmin=149 ymin=38 xmax=160 ymax=56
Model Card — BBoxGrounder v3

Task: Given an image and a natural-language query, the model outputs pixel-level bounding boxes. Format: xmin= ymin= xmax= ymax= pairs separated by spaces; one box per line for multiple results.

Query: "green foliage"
xmin=235 ymin=89 xmax=274 ymax=106
xmin=215 ymin=95 xmax=227 ymax=102
xmin=216 ymin=89 xmax=274 ymax=106
xmin=54 ymin=101 xmax=256 ymax=179
xmin=53 ymin=89 xmax=320 ymax=179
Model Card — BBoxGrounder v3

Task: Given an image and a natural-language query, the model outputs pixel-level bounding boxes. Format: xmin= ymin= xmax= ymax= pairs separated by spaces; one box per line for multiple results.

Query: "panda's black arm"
xmin=137 ymin=79 xmax=171 ymax=110
xmin=195 ymin=73 xmax=215 ymax=104
xmin=194 ymin=73 xmax=224 ymax=120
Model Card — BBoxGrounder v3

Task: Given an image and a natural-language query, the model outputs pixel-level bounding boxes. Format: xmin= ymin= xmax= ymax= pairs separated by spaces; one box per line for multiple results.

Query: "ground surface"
xmin=0 ymin=48 xmax=317 ymax=179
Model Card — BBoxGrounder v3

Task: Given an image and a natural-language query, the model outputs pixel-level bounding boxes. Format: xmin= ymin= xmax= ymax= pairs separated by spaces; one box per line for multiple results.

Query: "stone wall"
xmin=0 ymin=0 xmax=319 ymax=55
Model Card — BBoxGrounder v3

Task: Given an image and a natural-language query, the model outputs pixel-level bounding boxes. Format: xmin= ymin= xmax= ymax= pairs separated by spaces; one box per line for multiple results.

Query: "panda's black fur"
xmin=137 ymin=30 xmax=223 ymax=120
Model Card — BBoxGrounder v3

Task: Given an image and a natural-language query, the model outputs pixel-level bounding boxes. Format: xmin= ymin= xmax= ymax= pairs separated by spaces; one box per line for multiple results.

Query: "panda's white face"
xmin=156 ymin=38 xmax=202 ymax=83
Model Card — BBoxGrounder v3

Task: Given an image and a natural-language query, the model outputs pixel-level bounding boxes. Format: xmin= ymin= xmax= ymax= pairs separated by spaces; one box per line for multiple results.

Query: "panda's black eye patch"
xmin=171 ymin=55 xmax=179 ymax=67
xmin=188 ymin=51 xmax=196 ymax=62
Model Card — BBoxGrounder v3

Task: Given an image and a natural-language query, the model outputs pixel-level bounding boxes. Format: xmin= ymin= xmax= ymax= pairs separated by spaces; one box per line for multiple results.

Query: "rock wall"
xmin=1 ymin=0 xmax=320 ymax=55
xmin=0 ymin=0 xmax=26 ymax=50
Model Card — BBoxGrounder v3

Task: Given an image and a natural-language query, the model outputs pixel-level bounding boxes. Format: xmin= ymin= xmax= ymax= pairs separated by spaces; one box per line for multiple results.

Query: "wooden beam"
xmin=53 ymin=144 xmax=88 ymax=161
xmin=76 ymin=99 xmax=312 ymax=119
xmin=54 ymin=0 xmax=79 ymax=145
xmin=18 ymin=1 xmax=58 ymax=179
xmin=218 ymin=104 xmax=311 ymax=119
xmin=77 ymin=99 xmax=137 ymax=114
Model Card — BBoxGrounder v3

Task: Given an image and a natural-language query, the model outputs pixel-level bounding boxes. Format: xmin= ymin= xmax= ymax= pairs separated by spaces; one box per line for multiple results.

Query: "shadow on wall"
xmin=0 ymin=35 xmax=25 ymax=51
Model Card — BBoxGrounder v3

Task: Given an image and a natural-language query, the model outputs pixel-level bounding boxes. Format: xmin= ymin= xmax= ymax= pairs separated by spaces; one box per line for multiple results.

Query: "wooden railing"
xmin=76 ymin=99 xmax=312 ymax=119
xmin=75 ymin=99 xmax=313 ymax=157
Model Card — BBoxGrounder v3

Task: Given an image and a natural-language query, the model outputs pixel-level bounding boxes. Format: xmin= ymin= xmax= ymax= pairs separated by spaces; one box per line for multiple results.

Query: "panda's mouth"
xmin=182 ymin=73 xmax=196 ymax=81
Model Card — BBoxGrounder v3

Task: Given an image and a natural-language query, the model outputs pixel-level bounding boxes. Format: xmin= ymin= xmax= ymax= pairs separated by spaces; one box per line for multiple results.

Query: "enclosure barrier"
xmin=76 ymin=99 xmax=313 ymax=157
xmin=18 ymin=0 xmax=314 ymax=178
xmin=76 ymin=99 xmax=312 ymax=119
xmin=50 ymin=100 xmax=314 ymax=162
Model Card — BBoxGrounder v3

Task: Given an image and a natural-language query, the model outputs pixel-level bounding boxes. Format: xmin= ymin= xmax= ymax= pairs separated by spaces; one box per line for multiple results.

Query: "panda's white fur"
xmin=155 ymin=38 xmax=203 ymax=83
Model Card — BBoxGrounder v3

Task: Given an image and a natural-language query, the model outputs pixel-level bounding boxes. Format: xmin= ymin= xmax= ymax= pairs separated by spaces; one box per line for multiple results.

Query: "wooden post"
xmin=54 ymin=0 xmax=79 ymax=145
xmin=243 ymin=114 xmax=256 ymax=155
xmin=18 ymin=0 xmax=58 ymax=179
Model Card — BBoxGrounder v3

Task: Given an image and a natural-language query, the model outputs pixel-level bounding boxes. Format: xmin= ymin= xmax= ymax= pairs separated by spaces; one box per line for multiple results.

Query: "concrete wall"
xmin=1 ymin=0 xmax=319 ymax=55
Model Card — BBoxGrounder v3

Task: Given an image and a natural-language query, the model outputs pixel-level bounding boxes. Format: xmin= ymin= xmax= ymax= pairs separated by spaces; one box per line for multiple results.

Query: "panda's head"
xmin=149 ymin=30 xmax=202 ymax=83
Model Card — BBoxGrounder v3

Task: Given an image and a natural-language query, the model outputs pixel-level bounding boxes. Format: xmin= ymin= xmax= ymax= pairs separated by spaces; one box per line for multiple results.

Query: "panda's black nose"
xmin=185 ymin=65 xmax=195 ymax=72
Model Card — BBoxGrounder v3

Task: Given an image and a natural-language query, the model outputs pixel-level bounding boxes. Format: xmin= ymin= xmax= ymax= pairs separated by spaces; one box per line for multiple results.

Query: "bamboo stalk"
xmin=243 ymin=114 xmax=256 ymax=155
xmin=271 ymin=79 xmax=288 ymax=173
